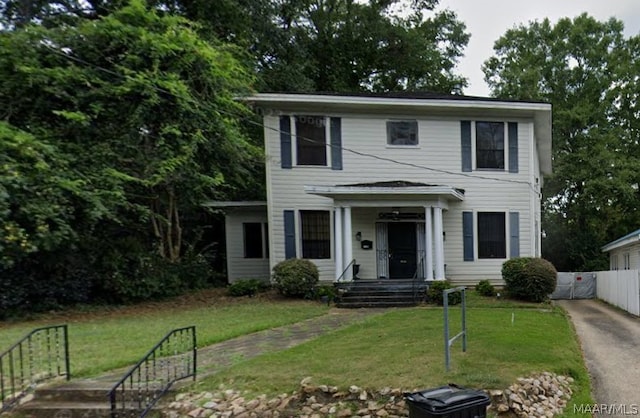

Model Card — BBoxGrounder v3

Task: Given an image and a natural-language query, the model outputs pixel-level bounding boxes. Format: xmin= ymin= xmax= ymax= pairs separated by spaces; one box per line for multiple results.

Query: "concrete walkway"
xmin=556 ymin=299 xmax=640 ymax=416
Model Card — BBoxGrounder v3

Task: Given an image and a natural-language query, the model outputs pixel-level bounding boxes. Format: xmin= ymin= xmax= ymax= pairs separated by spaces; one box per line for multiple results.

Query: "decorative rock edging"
xmin=488 ymin=372 xmax=574 ymax=417
xmin=164 ymin=377 xmax=408 ymax=418
xmin=164 ymin=373 xmax=574 ymax=418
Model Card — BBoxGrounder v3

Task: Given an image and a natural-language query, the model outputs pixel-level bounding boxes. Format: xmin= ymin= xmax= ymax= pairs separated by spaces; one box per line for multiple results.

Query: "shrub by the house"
xmin=502 ymin=257 xmax=557 ymax=303
xmin=227 ymin=279 xmax=271 ymax=297
xmin=426 ymin=280 xmax=462 ymax=305
xmin=475 ymin=279 xmax=495 ymax=296
xmin=272 ymin=258 xmax=319 ymax=298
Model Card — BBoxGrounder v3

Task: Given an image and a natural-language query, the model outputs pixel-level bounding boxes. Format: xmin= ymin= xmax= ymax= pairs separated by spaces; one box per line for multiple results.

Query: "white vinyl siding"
xmin=264 ymin=113 xmax=539 ymax=285
xmin=225 ymin=209 xmax=270 ymax=282
xmin=608 ymin=245 xmax=640 ymax=272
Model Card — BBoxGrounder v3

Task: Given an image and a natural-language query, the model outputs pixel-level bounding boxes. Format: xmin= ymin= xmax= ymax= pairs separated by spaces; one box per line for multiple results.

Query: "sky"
xmin=437 ymin=0 xmax=640 ymax=96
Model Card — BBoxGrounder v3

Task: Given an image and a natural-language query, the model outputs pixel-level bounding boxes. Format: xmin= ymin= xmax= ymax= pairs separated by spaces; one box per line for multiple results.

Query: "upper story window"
xmin=387 ymin=120 xmax=418 ymax=146
xmin=476 ymin=122 xmax=505 ymax=169
xmin=296 ymin=115 xmax=327 ymax=166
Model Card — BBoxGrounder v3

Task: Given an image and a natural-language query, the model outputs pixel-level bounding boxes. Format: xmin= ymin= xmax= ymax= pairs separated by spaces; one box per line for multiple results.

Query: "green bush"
xmin=426 ymin=280 xmax=461 ymax=306
xmin=475 ymin=279 xmax=495 ymax=297
xmin=272 ymin=258 xmax=319 ymax=298
xmin=502 ymin=257 xmax=557 ymax=303
xmin=313 ymin=284 xmax=337 ymax=302
xmin=227 ymin=279 xmax=271 ymax=297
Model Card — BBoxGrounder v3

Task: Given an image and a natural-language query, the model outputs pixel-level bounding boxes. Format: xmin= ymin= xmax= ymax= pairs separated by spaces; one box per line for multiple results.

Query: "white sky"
xmin=437 ymin=0 xmax=640 ymax=96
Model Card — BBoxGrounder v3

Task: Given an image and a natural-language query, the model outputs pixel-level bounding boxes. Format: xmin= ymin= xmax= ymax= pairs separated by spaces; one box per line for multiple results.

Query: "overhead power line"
xmin=41 ymin=43 xmax=540 ymax=194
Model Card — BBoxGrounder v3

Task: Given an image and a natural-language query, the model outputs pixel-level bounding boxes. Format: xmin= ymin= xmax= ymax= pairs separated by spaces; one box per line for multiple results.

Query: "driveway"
xmin=556 ymin=299 xmax=640 ymax=415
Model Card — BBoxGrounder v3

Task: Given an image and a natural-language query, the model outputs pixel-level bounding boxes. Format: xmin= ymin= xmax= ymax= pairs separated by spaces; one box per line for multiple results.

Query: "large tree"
xmin=1 ymin=0 xmax=257 ymax=262
xmin=145 ymin=0 xmax=471 ymax=93
xmin=483 ymin=14 xmax=640 ymax=271
xmin=0 ymin=0 xmax=260 ymax=312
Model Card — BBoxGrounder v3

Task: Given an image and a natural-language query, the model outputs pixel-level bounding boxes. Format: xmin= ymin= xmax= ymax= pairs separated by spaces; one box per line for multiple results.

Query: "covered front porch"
xmin=305 ymin=181 xmax=465 ymax=282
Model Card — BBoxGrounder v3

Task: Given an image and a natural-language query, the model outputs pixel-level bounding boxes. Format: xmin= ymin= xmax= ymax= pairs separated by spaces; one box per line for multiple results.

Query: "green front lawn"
xmin=0 ymin=290 xmax=593 ymax=418
xmin=197 ymin=303 xmax=592 ymax=418
xmin=0 ymin=290 xmax=329 ymax=377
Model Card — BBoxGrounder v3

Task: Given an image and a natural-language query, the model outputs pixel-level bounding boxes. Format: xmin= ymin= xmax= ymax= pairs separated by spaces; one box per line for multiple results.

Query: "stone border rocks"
xmin=488 ymin=372 xmax=574 ymax=417
xmin=165 ymin=372 xmax=574 ymax=418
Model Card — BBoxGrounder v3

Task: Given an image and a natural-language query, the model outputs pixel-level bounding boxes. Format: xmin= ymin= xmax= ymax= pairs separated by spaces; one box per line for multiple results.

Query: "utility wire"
xmin=41 ymin=42 xmax=540 ymax=194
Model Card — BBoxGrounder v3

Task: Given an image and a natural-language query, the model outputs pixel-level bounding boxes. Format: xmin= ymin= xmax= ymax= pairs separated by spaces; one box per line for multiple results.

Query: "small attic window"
xmin=387 ymin=120 xmax=418 ymax=146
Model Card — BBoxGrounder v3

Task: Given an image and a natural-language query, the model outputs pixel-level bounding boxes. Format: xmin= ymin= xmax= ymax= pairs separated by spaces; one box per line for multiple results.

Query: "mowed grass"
xmin=0 ymin=290 xmax=593 ymax=417
xmin=0 ymin=290 xmax=329 ymax=377
xmin=197 ymin=304 xmax=592 ymax=418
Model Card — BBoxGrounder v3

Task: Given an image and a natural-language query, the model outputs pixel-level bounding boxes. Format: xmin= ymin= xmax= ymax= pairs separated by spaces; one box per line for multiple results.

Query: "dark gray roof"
xmin=260 ymin=90 xmax=549 ymax=105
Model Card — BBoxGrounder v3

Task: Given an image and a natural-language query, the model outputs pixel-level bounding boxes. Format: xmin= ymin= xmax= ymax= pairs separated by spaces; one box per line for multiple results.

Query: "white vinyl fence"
xmin=595 ymin=269 xmax=640 ymax=316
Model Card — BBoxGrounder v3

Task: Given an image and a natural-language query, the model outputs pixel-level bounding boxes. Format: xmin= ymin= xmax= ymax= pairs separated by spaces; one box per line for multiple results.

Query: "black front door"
xmin=388 ymin=222 xmax=417 ymax=279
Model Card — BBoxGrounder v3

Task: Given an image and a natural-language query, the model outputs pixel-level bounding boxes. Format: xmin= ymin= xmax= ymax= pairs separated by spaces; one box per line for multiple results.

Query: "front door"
xmin=388 ymin=222 xmax=417 ymax=279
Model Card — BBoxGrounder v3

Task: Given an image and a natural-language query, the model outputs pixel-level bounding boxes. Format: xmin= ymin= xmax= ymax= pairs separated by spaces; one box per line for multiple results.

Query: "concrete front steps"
xmin=334 ymin=279 xmax=428 ymax=308
xmin=14 ymin=381 xmax=173 ymax=418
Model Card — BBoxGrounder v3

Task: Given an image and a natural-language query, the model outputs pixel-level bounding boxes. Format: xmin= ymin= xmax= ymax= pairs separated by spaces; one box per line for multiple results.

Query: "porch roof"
xmin=304 ymin=181 xmax=465 ymax=203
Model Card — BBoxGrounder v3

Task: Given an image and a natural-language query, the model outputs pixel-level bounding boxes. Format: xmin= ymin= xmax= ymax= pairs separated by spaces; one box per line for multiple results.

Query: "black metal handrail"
xmin=336 ymin=259 xmax=356 ymax=282
xmin=108 ymin=326 xmax=196 ymax=418
xmin=0 ymin=324 xmax=70 ymax=412
xmin=412 ymin=257 xmax=425 ymax=302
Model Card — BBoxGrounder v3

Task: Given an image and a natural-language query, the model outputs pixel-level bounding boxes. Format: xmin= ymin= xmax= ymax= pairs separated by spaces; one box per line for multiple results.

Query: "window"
xmin=243 ymin=223 xmax=268 ymax=258
xmin=611 ymin=254 xmax=619 ymax=270
xmin=387 ymin=120 xmax=418 ymax=146
xmin=300 ymin=210 xmax=330 ymax=259
xmin=296 ymin=115 xmax=327 ymax=166
xmin=624 ymin=252 xmax=631 ymax=270
xmin=476 ymin=122 xmax=505 ymax=169
xmin=477 ymin=212 xmax=506 ymax=259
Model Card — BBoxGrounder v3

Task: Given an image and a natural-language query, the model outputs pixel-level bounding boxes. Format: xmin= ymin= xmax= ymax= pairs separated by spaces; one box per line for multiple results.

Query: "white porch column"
xmin=343 ymin=206 xmax=353 ymax=281
xmin=334 ymin=207 xmax=343 ymax=281
xmin=434 ymin=207 xmax=445 ymax=280
xmin=424 ymin=206 xmax=434 ymax=280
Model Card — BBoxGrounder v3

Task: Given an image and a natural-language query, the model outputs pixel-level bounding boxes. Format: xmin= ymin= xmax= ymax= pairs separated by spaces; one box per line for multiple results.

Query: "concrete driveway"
xmin=556 ymin=299 xmax=640 ymax=415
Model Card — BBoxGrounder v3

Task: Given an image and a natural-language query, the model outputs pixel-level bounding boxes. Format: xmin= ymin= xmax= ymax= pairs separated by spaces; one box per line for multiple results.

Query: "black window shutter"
xmin=461 ymin=121 xmax=472 ymax=172
xmin=463 ymin=211 xmax=474 ymax=261
xmin=330 ymin=117 xmax=342 ymax=170
xmin=508 ymin=122 xmax=518 ymax=173
xmin=510 ymin=212 xmax=520 ymax=257
xmin=284 ymin=210 xmax=296 ymax=259
xmin=280 ymin=116 xmax=292 ymax=169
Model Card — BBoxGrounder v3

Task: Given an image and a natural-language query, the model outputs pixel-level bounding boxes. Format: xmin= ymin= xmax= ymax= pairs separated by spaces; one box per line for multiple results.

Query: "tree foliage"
xmin=483 ymin=14 xmax=640 ymax=271
xmin=146 ymin=0 xmax=470 ymax=93
xmin=0 ymin=0 xmax=257 ymax=313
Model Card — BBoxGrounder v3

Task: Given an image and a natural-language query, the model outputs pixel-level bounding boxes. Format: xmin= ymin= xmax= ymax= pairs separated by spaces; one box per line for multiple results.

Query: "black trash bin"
xmin=404 ymin=384 xmax=490 ymax=418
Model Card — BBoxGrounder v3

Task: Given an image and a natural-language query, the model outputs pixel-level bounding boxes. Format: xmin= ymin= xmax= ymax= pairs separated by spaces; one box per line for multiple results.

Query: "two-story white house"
xmin=210 ymin=92 xmax=552 ymax=287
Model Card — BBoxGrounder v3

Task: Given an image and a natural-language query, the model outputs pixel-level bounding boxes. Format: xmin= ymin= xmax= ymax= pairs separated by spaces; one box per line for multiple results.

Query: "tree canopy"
xmin=0 ymin=0 xmax=260 ymax=313
xmin=137 ymin=0 xmax=471 ymax=93
xmin=484 ymin=14 xmax=640 ymax=271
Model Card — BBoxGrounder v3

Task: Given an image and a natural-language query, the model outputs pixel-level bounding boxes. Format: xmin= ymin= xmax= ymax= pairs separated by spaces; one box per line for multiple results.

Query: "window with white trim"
xmin=300 ymin=210 xmax=331 ymax=259
xmin=243 ymin=222 xmax=269 ymax=258
xmin=611 ymin=254 xmax=619 ymax=270
xmin=387 ymin=120 xmax=418 ymax=146
xmin=477 ymin=212 xmax=506 ymax=259
xmin=623 ymin=252 xmax=631 ymax=270
xmin=295 ymin=115 xmax=328 ymax=166
xmin=476 ymin=121 xmax=505 ymax=170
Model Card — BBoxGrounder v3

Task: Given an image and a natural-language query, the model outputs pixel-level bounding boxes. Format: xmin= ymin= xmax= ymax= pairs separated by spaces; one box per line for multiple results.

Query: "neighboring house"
xmin=602 ymin=228 xmax=640 ymax=271
xmin=211 ymin=92 xmax=552 ymax=286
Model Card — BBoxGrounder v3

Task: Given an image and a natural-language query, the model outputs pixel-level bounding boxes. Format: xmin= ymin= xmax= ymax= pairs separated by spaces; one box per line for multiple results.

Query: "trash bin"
xmin=404 ymin=384 xmax=490 ymax=418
